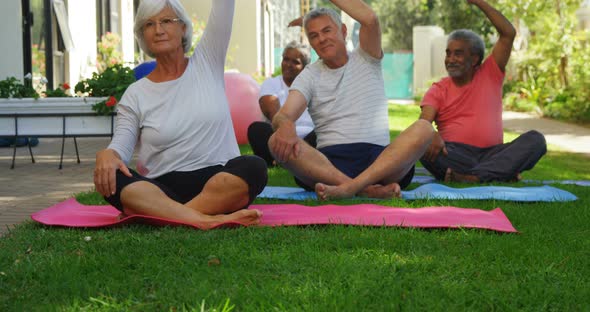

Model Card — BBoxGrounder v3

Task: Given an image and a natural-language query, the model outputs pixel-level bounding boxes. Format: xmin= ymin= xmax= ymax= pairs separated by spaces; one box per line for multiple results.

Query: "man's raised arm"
xmin=469 ymin=0 xmax=516 ymax=71
xmin=330 ymin=0 xmax=382 ymax=59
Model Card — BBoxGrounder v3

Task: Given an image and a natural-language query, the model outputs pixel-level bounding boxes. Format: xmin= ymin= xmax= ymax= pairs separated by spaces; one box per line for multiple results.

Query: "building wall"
xmin=431 ymin=36 xmax=447 ymax=81
xmin=578 ymin=6 xmax=590 ymax=29
xmin=412 ymin=26 xmax=447 ymax=94
xmin=0 ymin=0 xmax=24 ymax=80
xmin=67 ymin=0 xmax=99 ymax=88
xmin=261 ymin=1 xmax=273 ymax=76
xmin=269 ymin=0 xmax=300 ymax=49
xmin=67 ymin=0 xmax=135 ymax=87
xmin=1 ymin=0 xmax=279 ymax=84
xmin=181 ymin=0 xmax=260 ymax=75
xmin=120 ymin=0 xmax=135 ymax=66
xmin=0 ymin=0 xmax=136 ymax=88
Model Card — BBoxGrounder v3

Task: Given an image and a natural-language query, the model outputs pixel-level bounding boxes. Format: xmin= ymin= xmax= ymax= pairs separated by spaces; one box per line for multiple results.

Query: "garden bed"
xmin=0 ymin=97 xmax=110 ymax=136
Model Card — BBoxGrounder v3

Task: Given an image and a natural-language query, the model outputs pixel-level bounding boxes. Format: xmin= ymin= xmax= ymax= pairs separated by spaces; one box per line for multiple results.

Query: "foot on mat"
xmin=315 ymin=182 xmax=401 ymax=200
xmin=444 ymin=168 xmax=480 ymax=183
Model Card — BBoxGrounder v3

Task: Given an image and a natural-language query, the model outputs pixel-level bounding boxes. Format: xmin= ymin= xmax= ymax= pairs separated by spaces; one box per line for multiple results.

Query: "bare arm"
xmin=468 ymin=0 xmax=515 ymax=71
xmin=419 ymin=104 xmax=436 ymax=123
xmin=94 ymin=148 xmax=132 ymax=197
xmin=97 ymin=97 xmax=139 ymax=196
xmin=419 ymin=105 xmax=447 ymax=162
xmin=259 ymin=95 xmax=281 ymax=121
xmin=195 ymin=0 xmax=235 ymax=73
xmin=329 ymin=0 xmax=382 ymax=59
xmin=272 ymin=91 xmax=308 ymax=130
xmin=288 ymin=16 xmax=303 ymax=27
xmin=269 ymin=90 xmax=308 ymax=162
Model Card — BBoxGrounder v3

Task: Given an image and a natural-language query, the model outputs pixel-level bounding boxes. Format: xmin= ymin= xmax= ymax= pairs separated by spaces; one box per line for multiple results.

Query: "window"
xmin=97 ymin=0 xmax=120 ymax=38
xmin=22 ymin=0 xmax=68 ymax=91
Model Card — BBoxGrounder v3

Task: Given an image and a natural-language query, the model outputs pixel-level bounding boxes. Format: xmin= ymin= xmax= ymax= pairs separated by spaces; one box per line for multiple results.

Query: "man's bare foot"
xmin=315 ymin=183 xmax=355 ymax=200
xmin=444 ymin=168 xmax=480 ymax=183
xmin=361 ymin=183 xmax=401 ymax=199
xmin=201 ymin=209 xmax=262 ymax=230
xmin=315 ymin=182 xmax=401 ymax=200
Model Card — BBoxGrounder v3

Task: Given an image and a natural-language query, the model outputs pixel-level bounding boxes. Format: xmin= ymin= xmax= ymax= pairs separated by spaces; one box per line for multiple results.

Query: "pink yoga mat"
xmin=31 ymin=198 xmax=518 ymax=233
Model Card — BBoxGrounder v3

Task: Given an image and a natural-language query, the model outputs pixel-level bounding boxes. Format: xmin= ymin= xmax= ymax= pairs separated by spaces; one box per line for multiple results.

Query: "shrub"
xmin=75 ymin=64 xmax=136 ymax=115
xmin=0 ymin=76 xmax=39 ymax=99
xmin=44 ymin=83 xmax=72 ymax=98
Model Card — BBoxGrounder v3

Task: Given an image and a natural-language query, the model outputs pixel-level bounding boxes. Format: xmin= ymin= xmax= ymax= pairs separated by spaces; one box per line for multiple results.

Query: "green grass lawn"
xmin=1 ymin=105 xmax=589 ymax=311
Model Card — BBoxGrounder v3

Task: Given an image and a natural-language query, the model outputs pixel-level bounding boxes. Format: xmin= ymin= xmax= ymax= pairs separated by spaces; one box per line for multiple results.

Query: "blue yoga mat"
xmin=411 ymin=175 xmax=437 ymax=184
xmin=523 ymin=179 xmax=590 ymax=187
xmin=258 ymin=184 xmax=577 ymax=202
xmin=402 ymin=184 xmax=577 ymax=201
xmin=411 ymin=175 xmax=590 ymax=187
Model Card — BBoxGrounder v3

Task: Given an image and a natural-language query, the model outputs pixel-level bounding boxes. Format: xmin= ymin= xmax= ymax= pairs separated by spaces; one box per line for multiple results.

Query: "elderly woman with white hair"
xmin=93 ymin=0 xmax=267 ymax=229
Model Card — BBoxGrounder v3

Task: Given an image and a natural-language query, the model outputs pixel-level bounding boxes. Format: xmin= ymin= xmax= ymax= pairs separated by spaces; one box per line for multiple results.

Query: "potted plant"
xmin=0 ymin=64 xmax=135 ymax=138
xmin=75 ymin=63 xmax=136 ymax=115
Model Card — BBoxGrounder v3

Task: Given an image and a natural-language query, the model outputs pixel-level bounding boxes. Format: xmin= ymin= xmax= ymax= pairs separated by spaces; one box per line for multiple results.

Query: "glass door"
xmin=22 ymin=0 xmax=69 ymax=91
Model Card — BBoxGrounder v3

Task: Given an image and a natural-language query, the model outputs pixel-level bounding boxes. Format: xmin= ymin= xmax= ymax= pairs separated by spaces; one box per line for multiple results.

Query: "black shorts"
xmin=296 ymin=143 xmax=414 ymax=190
xmin=105 ymin=155 xmax=268 ymax=211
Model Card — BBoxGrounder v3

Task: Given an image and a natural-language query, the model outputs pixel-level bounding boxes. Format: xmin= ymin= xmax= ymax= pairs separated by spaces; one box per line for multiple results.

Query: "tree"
xmin=313 ymin=0 xmax=377 ymax=10
xmin=374 ymin=0 xmax=435 ymax=51
xmin=498 ymin=0 xmax=590 ymax=121
xmin=434 ymin=0 xmax=493 ymax=35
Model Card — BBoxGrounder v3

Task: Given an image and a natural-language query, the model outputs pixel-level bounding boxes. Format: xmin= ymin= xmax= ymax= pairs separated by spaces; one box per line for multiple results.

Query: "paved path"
xmin=1 ymin=112 xmax=589 ymax=236
xmin=503 ymin=111 xmax=590 ymax=157
xmin=0 ymin=138 xmax=110 ymax=235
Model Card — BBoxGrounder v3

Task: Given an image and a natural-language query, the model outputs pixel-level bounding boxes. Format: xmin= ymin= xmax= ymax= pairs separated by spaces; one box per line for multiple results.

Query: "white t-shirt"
xmin=259 ymin=76 xmax=314 ymax=138
xmin=291 ymin=47 xmax=390 ymax=149
xmin=108 ymin=0 xmax=238 ymax=179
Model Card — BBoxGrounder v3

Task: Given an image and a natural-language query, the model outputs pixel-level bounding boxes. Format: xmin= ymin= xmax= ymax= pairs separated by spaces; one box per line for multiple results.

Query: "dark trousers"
xmin=420 ymin=130 xmax=547 ymax=182
xmin=247 ymin=121 xmax=317 ymax=166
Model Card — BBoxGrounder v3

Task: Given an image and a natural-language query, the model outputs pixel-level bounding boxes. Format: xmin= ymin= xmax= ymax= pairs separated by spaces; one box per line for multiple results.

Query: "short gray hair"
xmin=284 ymin=41 xmax=311 ymax=67
xmin=134 ymin=0 xmax=193 ymax=58
xmin=303 ymin=7 xmax=342 ymax=32
xmin=448 ymin=29 xmax=485 ymax=66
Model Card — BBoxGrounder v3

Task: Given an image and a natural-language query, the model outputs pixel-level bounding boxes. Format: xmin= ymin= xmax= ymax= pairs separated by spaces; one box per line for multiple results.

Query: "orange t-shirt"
xmin=421 ymin=56 xmax=505 ymax=148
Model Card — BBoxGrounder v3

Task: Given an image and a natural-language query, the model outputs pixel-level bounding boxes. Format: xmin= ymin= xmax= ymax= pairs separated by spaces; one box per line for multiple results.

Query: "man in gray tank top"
xmin=269 ymin=0 xmax=434 ymax=200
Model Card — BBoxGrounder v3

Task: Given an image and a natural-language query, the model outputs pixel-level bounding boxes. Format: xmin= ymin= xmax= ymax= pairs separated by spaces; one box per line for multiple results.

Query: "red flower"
xmin=62 ymin=82 xmax=70 ymax=90
xmin=106 ymin=96 xmax=117 ymax=107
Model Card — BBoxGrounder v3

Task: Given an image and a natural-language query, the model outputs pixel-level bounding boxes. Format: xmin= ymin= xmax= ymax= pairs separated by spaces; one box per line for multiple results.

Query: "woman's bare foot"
xmin=444 ymin=168 xmax=480 ymax=183
xmin=201 ymin=209 xmax=262 ymax=230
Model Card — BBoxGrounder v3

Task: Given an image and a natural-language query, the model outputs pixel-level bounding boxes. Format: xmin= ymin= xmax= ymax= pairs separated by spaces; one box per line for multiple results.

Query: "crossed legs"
xmin=105 ymin=156 xmax=267 ymax=229
xmin=271 ymin=119 xmax=434 ymax=200
xmin=420 ymin=130 xmax=546 ymax=182
xmin=119 ymin=172 xmax=260 ymax=229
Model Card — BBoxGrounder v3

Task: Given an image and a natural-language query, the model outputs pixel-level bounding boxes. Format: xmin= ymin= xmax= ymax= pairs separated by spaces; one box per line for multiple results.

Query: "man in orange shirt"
xmin=419 ymin=0 xmax=546 ymax=183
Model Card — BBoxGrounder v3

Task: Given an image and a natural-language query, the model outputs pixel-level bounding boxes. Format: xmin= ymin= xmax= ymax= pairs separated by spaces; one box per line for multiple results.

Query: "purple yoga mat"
xmin=31 ymin=198 xmax=518 ymax=233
